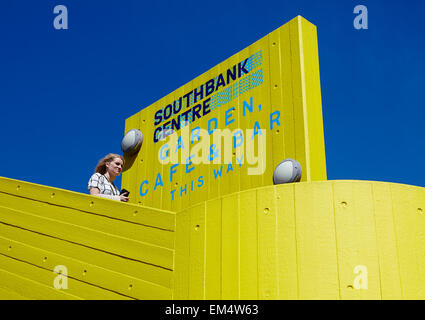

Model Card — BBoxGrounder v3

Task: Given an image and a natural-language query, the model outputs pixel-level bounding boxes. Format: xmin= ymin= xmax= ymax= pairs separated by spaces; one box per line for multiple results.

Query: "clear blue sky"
xmin=1 ymin=0 xmax=424 ymax=194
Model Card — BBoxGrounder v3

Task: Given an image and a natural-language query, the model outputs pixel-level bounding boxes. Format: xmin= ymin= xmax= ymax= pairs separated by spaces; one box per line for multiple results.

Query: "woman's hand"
xmin=120 ymin=194 xmax=129 ymax=202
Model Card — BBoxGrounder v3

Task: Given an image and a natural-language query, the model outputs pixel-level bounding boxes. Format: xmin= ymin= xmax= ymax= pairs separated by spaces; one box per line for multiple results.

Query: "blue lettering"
xmin=252 ymin=121 xmax=263 ymax=140
xmin=213 ymin=166 xmax=223 ymax=179
xmin=163 ymin=121 xmax=172 ymax=136
xmin=186 ymin=154 xmax=195 ymax=174
xmin=193 ymin=85 xmax=204 ymax=103
xmin=154 ymin=173 xmax=163 ymax=191
xmin=226 ymin=65 xmax=237 ymax=83
xmin=203 ymin=98 xmax=211 ymax=116
xmin=205 ymin=79 xmax=215 ymax=96
xmin=209 ymin=144 xmax=219 ymax=161
xmin=270 ymin=110 xmax=281 ymax=130
xmin=163 ymin=104 xmax=172 ymax=120
xmin=208 ymin=117 xmax=217 ymax=135
xmin=238 ymin=58 xmax=249 ymax=77
xmin=236 ymin=154 xmax=244 ymax=167
xmin=216 ymin=74 xmax=225 ymax=91
xmin=140 ymin=180 xmax=149 ymax=196
xmin=173 ymin=97 xmax=182 ymax=114
xmin=198 ymin=175 xmax=204 ymax=187
xmin=226 ymin=163 xmax=233 ymax=173
xmin=170 ymin=164 xmax=178 ymax=182
xmin=243 ymin=97 xmax=253 ymax=116
xmin=154 ymin=109 xmax=163 ymax=126
xmin=176 ymin=136 xmax=184 ymax=152
xmin=159 ymin=144 xmax=169 ymax=160
xmin=191 ymin=127 xmax=201 ymax=144
xmin=233 ymin=130 xmax=243 ymax=148
xmin=180 ymin=184 xmax=187 ymax=197
xmin=225 ymin=107 xmax=235 ymax=126
xmin=153 ymin=126 xmax=162 ymax=143
xmin=170 ymin=189 xmax=176 ymax=200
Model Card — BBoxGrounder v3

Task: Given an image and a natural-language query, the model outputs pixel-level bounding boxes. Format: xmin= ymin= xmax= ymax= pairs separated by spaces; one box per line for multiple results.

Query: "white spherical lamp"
xmin=273 ymin=158 xmax=302 ymax=184
xmin=121 ymin=129 xmax=143 ymax=155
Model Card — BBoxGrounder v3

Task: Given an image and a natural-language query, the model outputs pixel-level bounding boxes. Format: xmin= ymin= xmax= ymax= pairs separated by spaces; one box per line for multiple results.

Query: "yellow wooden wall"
xmin=0 ymin=177 xmax=175 ymax=300
xmin=122 ymin=16 xmax=327 ymax=212
xmin=173 ymin=180 xmax=425 ymax=300
xmin=0 ymin=177 xmax=424 ymax=299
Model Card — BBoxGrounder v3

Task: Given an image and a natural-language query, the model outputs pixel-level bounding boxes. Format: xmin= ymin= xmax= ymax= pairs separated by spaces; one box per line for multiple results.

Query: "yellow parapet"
xmin=0 ymin=176 xmax=424 ymax=299
xmin=173 ymin=180 xmax=425 ymax=300
xmin=0 ymin=176 xmax=175 ymax=300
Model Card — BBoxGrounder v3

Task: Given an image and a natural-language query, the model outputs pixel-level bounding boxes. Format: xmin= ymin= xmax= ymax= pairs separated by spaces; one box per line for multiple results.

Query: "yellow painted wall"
xmin=0 ymin=177 xmax=175 ymax=300
xmin=122 ymin=16 xmax=327 ymax=212
xmin=1 ymin=177 xmax=424 ymax=299
xmin=173 ymin=180 xmax=425 ymax=300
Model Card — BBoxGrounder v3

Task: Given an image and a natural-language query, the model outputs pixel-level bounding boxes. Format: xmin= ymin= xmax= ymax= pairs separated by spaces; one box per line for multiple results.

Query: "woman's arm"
xmin=89 ymin=187 xmax=128 ymax=202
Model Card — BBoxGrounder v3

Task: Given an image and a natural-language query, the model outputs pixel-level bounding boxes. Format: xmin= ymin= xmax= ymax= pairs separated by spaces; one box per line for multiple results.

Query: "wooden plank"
xmin=352 ymin=182 xmax=381 ymax=299
xmin=168 ymin=84 xmax=187 ymax=214
xmin=0 ymin=254 xmax=129 ymax=300
xmin=257 ymin=187 xmax=278 ymax=299
xmin=221 ymin=194 xmax=240 ymax=299
xmin=249 ymin=36 xmax=269 ymax=189
xmin=289 ymin=17 xmax=309 ymax=182
xmin=0 ymin=267 xmax=79 ymax=300
xmin=299 ymin=18 xmax=327 ymax=181
xmin=218 ymin=47 xmax=238 ymax=200
xmin=391 ymin=184 xmax=425 ymax=299
xmin=268 ymin=25 xmax=284 ymax=182
xmin=188 ymin=203 xmax=206 ymax=299
xmin=0 ymin=222 xmax=172 ymax=288
xmin=0 ymin=285 xmax=29 ymax=300
xmin=0 ymin=236 xmax=172 ymax=300
xmin=275 ymin=183 xmax=298 ymax=299
xmin=333 ymin=181 xmax=382 ymax=299
xmin=279 ymin=21 xmax=295 ymax=161
xmin=204 ymin=198 xmax=222 ymax=299
xmin=0 ymin=192 xmax=174 ymax=249
xmin=372 ymin=182 xmax=402 ymax=299
xmin=0 ymin=177 xmax=175 ymax=230
xmin=294 ymin=182 xmax=339 ymax=299
xmin=239 ymin=190 xmax=258 ymax=299
xmin=0 ymin=205 xmax=174 ymax=270
xmin=173 ymin=209 xmax=190 ymax=299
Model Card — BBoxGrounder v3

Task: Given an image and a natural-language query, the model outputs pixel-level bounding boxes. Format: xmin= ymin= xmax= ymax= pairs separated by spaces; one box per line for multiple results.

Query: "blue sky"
xmin=0 ymin=0 xmax=424 ymax=194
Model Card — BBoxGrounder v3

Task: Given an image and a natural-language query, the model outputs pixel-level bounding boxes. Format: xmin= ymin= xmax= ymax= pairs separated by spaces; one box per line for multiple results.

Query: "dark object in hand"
xmin=120 ymin=189 xmax=130 ymax=196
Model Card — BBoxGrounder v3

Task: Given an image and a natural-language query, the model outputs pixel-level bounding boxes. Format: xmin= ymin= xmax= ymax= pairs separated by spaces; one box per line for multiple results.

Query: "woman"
xmin=88 ymin=153 xmax=129 ymax=202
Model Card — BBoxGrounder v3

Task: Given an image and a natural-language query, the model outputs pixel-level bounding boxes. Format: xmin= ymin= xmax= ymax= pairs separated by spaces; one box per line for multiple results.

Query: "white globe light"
xmin=121 ymin=129 xmax=143 ymax=155
xmin=273 ymin=159 xmax=302 ymax=184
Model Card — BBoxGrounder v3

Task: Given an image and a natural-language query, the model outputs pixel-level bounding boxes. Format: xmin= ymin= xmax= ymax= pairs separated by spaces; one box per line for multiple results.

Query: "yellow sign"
xmin=123 ymin=16 xmax=327 ymax=212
